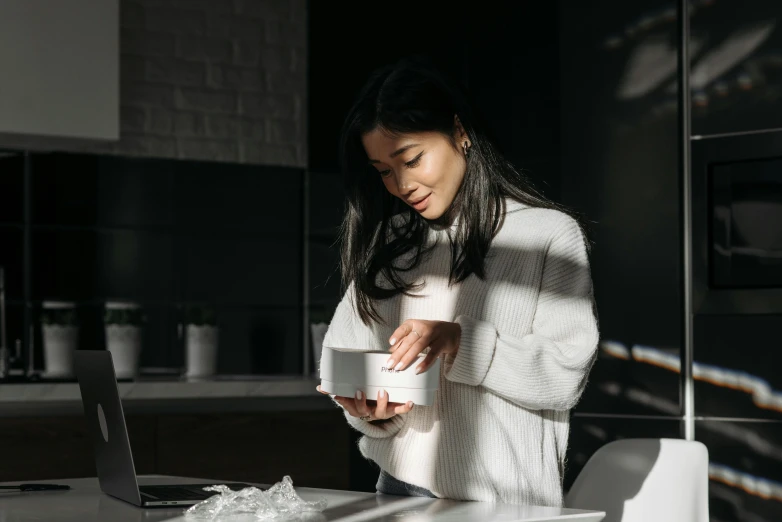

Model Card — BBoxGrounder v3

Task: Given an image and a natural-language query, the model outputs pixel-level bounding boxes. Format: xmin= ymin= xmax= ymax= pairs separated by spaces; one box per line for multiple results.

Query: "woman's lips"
xmin=410 ymin=194 xmax=431 ymax=211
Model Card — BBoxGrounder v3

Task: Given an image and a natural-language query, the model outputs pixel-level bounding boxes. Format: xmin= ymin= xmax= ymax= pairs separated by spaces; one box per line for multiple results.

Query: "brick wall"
xmin=0 ymin=0 xmax=306 ymax=167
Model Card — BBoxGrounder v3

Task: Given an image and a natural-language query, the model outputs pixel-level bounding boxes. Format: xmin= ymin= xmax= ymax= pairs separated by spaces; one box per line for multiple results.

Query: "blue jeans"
xmin=376 ymin=470 xmax=437 ymax=498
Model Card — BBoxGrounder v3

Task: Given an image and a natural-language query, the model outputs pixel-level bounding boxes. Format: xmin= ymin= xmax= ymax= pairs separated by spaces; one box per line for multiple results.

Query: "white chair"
xmin=565 ymin=438 xmax=709 ymax=522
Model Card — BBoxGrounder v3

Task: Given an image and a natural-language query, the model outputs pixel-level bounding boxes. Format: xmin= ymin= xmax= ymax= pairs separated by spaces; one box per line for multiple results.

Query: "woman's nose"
xmin=396 ymin=173 xmax=416 ymax=196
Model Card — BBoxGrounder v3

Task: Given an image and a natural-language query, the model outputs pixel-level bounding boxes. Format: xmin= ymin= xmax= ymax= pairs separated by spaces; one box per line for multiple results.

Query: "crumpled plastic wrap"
xmin=184 ymin=476 xmax=327 ymax=521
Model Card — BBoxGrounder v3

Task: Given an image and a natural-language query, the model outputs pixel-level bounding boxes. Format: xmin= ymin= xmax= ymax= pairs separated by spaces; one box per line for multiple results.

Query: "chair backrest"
xmin=565 ymin=438 xmax=709 ymax=522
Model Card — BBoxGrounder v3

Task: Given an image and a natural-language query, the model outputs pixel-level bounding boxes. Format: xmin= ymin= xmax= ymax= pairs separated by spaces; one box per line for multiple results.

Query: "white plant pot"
xmin=106 ymin=325 xmax=142 ymax=379
xmin=42 ymin=325 xmax=79 ymax=378
xmin=185 ymin=325 xmax=219 ymax=378
xmin=41 ymin=300 xmax=79 ymax=378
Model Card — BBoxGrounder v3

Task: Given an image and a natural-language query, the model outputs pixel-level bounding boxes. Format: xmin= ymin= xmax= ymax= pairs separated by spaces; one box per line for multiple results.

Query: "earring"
xmin=463 ymin=141 xmax=470 ymax=158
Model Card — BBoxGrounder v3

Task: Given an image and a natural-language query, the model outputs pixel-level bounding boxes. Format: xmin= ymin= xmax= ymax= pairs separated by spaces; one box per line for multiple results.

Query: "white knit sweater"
xmin=321 ymin=200 xmax=599 ymax=506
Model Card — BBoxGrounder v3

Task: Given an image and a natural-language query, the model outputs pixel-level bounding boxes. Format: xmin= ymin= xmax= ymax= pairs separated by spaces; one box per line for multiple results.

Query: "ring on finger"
xmin=359 ymin=415 xmax=372 ymax=421
xmin=411 ymin=329 xmax=421 ymax=339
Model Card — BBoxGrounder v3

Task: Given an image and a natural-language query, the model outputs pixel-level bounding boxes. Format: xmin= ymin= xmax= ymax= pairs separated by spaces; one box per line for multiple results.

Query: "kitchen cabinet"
xmin=0 ymin=410 xmax=351 ymax=489
xmin=0 ymin=1 xmax=119 ymax=140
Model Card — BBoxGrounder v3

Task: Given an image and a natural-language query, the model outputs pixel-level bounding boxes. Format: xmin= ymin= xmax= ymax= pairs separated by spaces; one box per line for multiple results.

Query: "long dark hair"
xmin=339 ymin=58 xmax=584 ymax=325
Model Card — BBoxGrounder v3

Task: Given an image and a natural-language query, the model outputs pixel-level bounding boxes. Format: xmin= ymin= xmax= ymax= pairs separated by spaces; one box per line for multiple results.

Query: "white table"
xmin=0 ymin=475 xmax=605 ymax=521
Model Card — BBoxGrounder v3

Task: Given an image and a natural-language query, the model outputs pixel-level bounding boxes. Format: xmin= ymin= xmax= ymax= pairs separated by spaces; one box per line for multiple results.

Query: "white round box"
xmin=319 ymin=347 xmax=441 ymax=406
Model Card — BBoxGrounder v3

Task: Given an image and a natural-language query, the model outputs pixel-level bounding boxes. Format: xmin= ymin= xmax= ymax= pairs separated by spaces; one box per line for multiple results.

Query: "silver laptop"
xmin=74 ymin=350 xmax=254 ymax=507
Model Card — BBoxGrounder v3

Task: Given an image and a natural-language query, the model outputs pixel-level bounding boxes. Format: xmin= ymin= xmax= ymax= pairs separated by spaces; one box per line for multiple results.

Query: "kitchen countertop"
xmin=0 ymin=475 xmax=606 ymax=522
xmin=0 ymin=375 xmax=327 ymax=416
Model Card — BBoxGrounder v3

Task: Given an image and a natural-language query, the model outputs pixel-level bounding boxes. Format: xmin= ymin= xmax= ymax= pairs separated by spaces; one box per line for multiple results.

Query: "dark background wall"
xmin=309 ymin=1 xmax=782 ymax=520
xmin=307 ymin=2 xmax=561 ymax=193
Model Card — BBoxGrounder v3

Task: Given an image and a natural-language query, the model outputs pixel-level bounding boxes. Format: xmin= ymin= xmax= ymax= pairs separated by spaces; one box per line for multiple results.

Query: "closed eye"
xmin=405 ymin=152 xmax=424 ymax=168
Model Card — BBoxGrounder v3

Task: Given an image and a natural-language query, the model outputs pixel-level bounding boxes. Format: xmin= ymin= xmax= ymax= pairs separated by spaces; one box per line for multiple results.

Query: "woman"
xmin=316 ymin=58 xmax=599 ymax=506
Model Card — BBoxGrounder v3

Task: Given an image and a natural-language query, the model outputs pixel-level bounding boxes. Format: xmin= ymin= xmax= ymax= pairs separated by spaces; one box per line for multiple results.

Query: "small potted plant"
xmin=41 ymin=301 xmax=79 ymax=378
xmin=104 ymin=301 xmax=145 ymax=379
xmin=184 ymin=304 xmax=219 ymax=379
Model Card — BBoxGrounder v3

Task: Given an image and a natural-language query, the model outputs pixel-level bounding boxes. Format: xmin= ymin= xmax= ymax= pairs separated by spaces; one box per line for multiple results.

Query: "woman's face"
xmin=362 ymin=126 xmax=469 ymax=220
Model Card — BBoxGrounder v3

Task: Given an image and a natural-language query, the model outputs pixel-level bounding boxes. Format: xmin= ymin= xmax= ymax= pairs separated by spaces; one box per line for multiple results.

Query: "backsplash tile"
xmin=0 ymin=226 xmax=24 ymax=300
xmin=307 ymin=171 xmax=344 ymax=237
xmin=31 ymin=154 xmax=175 ymax=228
xmin=0 ymin=152 xmax=24 ymax=223
xmin=217 ymin=305 xmax=302 ymax=375
xmin=308 ymin=239 xmax=341 ymax=308
xmin=174 ymin=161 xmax=303 ymax=233
xmin=306 ymin=170 xmax=344 ymax=355
xmin=177 ymin=233 xmax=300 ymax=307
xmin=10 ymin=151 xmax=304 ymax=375
xmin=32 ymin=229 xmax=175 ymax=302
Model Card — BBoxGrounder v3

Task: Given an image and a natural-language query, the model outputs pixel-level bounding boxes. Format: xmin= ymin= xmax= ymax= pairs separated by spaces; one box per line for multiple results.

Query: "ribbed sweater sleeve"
xmin=445 ymin=218 xmax=599 ymax=410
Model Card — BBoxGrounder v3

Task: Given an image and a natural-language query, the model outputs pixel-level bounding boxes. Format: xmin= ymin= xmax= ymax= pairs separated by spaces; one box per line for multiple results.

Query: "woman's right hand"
xmin=317 ymin=386 xmax=414 ymax=421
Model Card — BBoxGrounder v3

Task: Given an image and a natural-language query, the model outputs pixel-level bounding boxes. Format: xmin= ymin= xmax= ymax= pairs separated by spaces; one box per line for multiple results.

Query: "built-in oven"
xmin=691 ymin=129 xmax=782 ymax=315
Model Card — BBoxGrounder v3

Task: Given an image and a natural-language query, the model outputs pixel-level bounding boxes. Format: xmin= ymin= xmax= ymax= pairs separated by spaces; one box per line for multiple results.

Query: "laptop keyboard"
xmin=140 ymin=483 xmax=253 ymax=501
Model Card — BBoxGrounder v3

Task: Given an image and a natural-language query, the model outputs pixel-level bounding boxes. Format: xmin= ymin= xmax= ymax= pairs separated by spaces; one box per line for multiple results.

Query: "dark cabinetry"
xmin=0 ymin=410 xmax=351 ymax=489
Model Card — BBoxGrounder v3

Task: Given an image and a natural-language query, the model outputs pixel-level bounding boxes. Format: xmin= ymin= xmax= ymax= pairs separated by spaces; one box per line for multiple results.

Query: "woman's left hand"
xmin=386 ymin=319 xmax=461 ymax=374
